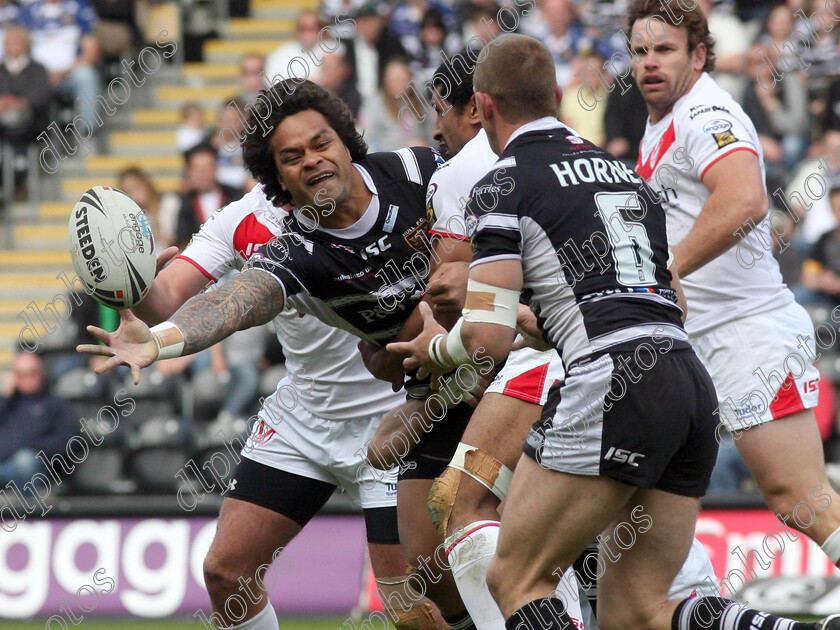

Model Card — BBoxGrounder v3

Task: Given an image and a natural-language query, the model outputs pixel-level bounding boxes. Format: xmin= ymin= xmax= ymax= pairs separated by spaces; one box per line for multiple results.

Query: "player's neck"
xmin=317 ymin=167 xmax=372 ymax=230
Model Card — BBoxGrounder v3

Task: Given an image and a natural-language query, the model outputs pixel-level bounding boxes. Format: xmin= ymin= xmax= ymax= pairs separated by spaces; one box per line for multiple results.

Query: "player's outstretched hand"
xmin=386 ymin=302 xmax=448 ymax=375
xmin=76 ymin=310 xmax=159 ymax=384
xmin=155 ymin=246 xmax=180 ymax=276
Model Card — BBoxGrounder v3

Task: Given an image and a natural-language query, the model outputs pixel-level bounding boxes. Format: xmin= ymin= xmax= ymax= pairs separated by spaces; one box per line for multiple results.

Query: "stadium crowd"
xmin=2 ymin=0 xmax=840 ymax=499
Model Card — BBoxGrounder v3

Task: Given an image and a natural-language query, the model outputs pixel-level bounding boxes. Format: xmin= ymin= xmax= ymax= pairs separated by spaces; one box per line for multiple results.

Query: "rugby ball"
xmin=68 ymin=186 xmax=156 ymax=310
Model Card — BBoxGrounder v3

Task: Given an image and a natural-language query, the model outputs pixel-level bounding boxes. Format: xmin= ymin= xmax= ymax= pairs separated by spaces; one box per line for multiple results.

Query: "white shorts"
xmin=242 ymin=393 xmax=398 ymax=509
xmin=669 ymin=538 xmax=720 ymax=599
xmin=486 ymin=344 xmax=564 ymax=406
xmin=690 ymin=301 xmax=820 ymax=432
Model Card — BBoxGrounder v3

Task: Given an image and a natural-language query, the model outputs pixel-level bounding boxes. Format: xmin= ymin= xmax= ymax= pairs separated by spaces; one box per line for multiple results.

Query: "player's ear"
xmin=276 ymin=174 xmax=287 ymax=191
xmin=555 ymin=86 xmax=563 ymax=111
xmin=467 ymin=95 xmax=481 ymax=125
xmin=693 ymin=42 xmax=707 ymax=72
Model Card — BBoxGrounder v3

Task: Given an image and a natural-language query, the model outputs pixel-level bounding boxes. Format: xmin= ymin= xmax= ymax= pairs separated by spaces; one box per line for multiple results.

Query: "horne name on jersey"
xmin=467 ymin=118 xmax=688 ymax=367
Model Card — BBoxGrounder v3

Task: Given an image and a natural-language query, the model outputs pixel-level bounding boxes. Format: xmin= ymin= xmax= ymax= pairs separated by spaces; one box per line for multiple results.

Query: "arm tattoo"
xmin=170 ymin=270 xmax=284 ymax=355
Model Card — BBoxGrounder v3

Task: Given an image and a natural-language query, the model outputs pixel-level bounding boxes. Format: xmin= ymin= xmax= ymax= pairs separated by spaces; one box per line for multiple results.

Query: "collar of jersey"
xmin=504 ymin=116 xmax=568 ymax=150
xmin=292 ymin=163 xmax=379 ymax=239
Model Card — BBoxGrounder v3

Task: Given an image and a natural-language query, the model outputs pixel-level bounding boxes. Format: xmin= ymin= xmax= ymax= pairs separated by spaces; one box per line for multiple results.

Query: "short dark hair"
xmin=432 ymin=45 xmax=482 ymax=111
xmin=626 ymin=0 xmax=716 ymax=73
xmin=474 ymin=35 xmax=557 ymax=123
xmin=185 ymin=141 xmax=217 ymax=164
xmin=242 ymin=81 xmax=368 ymax=207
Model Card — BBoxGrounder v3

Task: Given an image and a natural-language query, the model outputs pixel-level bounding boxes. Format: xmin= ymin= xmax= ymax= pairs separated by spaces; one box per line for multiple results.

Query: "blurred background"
xmin=0 ymin=0 xmax=840 ymax=623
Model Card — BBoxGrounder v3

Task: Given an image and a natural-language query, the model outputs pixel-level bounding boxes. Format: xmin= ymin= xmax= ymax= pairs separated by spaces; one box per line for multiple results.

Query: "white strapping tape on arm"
xmin=462 ymin=278 xmax=520 ymax=328
xmin=449 ymin=442 xmax=514 ymax=501
xmin=150 ymin=322 xmax=185 ymax=360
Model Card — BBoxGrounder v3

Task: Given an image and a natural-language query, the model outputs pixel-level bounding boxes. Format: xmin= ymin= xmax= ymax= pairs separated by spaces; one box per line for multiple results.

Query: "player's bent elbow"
xmin=462 ymin=322 xmax=515 ymax=368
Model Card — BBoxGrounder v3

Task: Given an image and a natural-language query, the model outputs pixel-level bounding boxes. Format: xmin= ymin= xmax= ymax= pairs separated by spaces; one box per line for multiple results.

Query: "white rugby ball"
xmin=68 ymin=186 xmax=156 ymax=310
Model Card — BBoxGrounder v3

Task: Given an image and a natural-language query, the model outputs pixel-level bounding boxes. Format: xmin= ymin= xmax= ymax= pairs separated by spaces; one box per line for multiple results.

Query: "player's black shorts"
xmin=399 ymin=402 xmax=473 ymax=480
xmin=226 ymin=457 xmax=400 ymax=544
xmin=523 ymin=345 xmax=719 ymax=497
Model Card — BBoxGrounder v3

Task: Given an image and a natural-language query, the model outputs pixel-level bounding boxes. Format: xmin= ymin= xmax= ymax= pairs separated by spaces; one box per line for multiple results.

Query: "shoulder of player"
xmin=364 ymin=146 xmax=444 ymax=186
xmin=678 ymin=79 xmax=751 ymax=130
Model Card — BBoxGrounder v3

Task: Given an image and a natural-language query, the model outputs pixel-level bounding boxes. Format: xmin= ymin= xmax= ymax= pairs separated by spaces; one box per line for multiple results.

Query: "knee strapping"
xmin=376 ymin=575 xmax=440 ymax=630
xmin=427 ymin=443 xmax=513 ymax=539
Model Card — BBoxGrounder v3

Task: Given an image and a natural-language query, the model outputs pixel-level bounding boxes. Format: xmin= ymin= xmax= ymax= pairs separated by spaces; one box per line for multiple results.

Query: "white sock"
xmin=226 ymin=603 xmax=279 ymax=630
xmin=821 ymin=525 xmax=840 ymax=565
xmin=447 ymin=520 xmax=587 ymax=629
xmin=446 ymin=520 xmax=507 ymax=629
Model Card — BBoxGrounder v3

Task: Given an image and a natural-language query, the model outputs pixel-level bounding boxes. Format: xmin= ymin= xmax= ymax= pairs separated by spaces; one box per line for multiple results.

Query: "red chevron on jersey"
xmin=233 ymin=213 xmax=275 ymax=260
xmin=636 ymin=120 xmax=676 ymax=180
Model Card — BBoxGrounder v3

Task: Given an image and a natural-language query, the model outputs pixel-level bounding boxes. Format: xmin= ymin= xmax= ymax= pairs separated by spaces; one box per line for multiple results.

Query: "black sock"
xmin=443 ymin=610 xmax=477 ymax=630
xmin=672 ymin=597 xmax=818 ymax=630
xmin=505 ymin=597 xmax=574 ymax=630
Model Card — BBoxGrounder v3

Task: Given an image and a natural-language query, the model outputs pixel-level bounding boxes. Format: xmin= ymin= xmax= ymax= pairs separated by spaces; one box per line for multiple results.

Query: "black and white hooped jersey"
xmin=244 ymin=147 xmax=442 ymax=346
xmin=468 ymin=118 xmax=690 ymax=367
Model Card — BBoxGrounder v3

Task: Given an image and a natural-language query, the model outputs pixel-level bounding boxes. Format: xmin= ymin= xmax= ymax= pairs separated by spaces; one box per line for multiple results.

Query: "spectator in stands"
xmin=176 ymin=102 xmax=206 ymax=154
xmin=759 ymin=3 xmax=800 ymax=79
xmin=822 ymin=78 xmax=840 ymax=133
xmin=317 ymin=51 xmax=361 ymax=116
xmin=460 ymin=2 xmax=504 ymax=44
xmin=603 ymin=79 xmax=649 ymax=166
xmin=211 ymin=98 xmax=249 ymax=190
xmin=558 ymin=55 xmax=606 ymax=145
xmin=0 ymin=0 xmax=22 ymax=62
xmin=21 ymin=0 xmax=102 ymax=134
xmin=239 ymin=53 xmax=265 ymax=106
xmin=698 ymin=0 xmax=750 ymax=101
xmin=800 ymin=187 xmax=840 ymax=305
xmin=742 ymin=43 xmax=810 ymax=172
xmin=90 ymin=0 xmax=136 ymax=62
xmin=800 ymin=0 xmax=840 ymax=90
xmin=345 ymin=2 xmax=407 ymax=104
xmin=175 ymin=142 xmax=243 ymax=250
xmin=520 ymin=0 xmax=607 ymax=88
xmin=0 ymin=352 xmax=76 ymax=487
xmin=117 ymin=167 xmax=180 ymax=249
xmin=786 ymin=130 xmax=840 ymax=247
xmin=388 ymin=0 xmax=457 ymax=61
xmin=410 ymin=8 xmax=460 ymax=85
xmin=265 ymin=10 xmax=325 ymax=86
xmin=0 ymin=26 xmax=51 ymax=147
xmin=358 ymin=56 xmax=434 ymax=152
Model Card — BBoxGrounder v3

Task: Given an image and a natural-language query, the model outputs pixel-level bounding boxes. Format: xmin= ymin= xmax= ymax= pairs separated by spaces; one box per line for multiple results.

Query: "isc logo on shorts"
xmin=604 ymin=447 xmax=645 ymax=467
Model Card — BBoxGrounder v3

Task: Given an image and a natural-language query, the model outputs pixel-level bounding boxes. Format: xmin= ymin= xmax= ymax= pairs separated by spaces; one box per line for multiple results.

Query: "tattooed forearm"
xmin=169 ymin=270 xmax=284 ymax=355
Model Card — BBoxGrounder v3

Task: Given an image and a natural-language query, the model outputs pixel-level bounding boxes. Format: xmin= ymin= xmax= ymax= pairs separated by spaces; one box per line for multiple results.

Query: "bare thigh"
xmin=487 ymin=456 xmax=634 ymax=617
xmin=597 ymin=488 xmax=700 ymax=630
xmin=735 ymin=409 xmax=840 ymax=542
xmin=204 ymin=497 xmax=302 ymax=622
